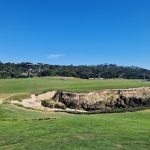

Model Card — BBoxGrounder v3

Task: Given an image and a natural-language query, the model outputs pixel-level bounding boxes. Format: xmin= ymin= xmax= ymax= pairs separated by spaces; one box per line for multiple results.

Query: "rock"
xmin=52 ymin=87 xmax=150 ymax=111
xmin=54 ymin=102 xmax=66 ymax=109
xmin=41 ymin=99 xmax=66 ymax=109
xmin=9 ymin=87 xmax=150 ymax=112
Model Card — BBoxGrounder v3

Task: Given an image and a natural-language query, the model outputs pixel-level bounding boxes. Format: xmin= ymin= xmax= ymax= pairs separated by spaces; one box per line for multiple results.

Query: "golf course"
xmin=1 ymin=0 xmax=150 ymax=149
xmin=0 ymin=78 xmax=150 ymax=150
xmin=1 ymin=77 xmax=150 ymax=95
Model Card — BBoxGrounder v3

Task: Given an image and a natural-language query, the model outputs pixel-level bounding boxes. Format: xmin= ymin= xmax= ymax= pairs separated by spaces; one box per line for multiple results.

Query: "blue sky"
xmin=0 ymin=0 xmax=150 ymax=69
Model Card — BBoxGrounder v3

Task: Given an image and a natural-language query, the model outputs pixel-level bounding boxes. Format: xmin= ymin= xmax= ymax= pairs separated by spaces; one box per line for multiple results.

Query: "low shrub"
xmin=5 ymin=93 xmax=30 ymax=102
xmin=41 ymin=99 xmax=66 ymax=109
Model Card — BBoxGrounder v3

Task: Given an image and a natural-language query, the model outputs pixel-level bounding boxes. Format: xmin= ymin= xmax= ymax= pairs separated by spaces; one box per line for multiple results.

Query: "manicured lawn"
xmin=0 ymin=104 xmax=150 ymax=150
xmin=0 ymin=77 xmax=150 ymax=94
xmin=1 ymin=78 xmax=150 ymax=149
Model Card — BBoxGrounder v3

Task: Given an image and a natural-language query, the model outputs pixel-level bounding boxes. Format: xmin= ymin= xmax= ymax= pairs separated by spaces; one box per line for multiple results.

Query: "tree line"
xmin=0 ymin=61 xmax=150 ymax=80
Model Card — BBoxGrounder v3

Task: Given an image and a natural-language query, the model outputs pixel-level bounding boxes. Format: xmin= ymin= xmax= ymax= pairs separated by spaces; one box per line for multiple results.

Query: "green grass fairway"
xmin=1 ymin=78 xmax=150 ymax=149
xmin=0 ymin=104 xmax=150 ymax=150
xmin=0 ymin=78 xmax=150 ymax=95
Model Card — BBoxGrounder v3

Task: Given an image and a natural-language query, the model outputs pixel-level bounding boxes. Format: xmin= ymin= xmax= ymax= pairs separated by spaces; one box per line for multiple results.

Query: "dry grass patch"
xmin=4 ymin=93 xmax=30 ymax=102
xmin=0 ymin=94 xmax=11 ymax=101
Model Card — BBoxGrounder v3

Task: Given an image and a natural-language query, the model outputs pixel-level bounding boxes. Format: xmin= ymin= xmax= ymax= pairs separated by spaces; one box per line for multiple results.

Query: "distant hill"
xmin=0 ymin=61 xmax=150 ymax=79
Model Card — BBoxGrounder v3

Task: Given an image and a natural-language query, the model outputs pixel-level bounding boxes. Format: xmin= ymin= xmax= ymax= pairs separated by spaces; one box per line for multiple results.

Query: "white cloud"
xmin=48 ymin=54 xmax=65 ymax=59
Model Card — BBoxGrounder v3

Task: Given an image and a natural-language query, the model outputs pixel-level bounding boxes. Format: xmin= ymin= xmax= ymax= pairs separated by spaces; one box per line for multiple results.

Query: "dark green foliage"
xmin=0 ymin=62 xmax=150 ymax=79
xmin=41 ymin=99 xmax=55 ymax=108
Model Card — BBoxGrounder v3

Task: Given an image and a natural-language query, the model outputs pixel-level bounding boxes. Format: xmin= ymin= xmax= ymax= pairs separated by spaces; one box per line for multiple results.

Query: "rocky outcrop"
xmin=36 ymin=91 xmax=57 ymax=101
xmin=52 ymin=87 xmax=150 ymax=111
xmin=4 ymin=87 xmax=150 ymax=112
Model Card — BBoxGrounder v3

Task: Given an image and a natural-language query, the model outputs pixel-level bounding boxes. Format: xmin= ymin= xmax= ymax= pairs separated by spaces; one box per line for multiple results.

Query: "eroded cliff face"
xmin=52 ymin=87 xmax=150 ymax=111
xmin=5 ymin=87 xmax=150 ymax=112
